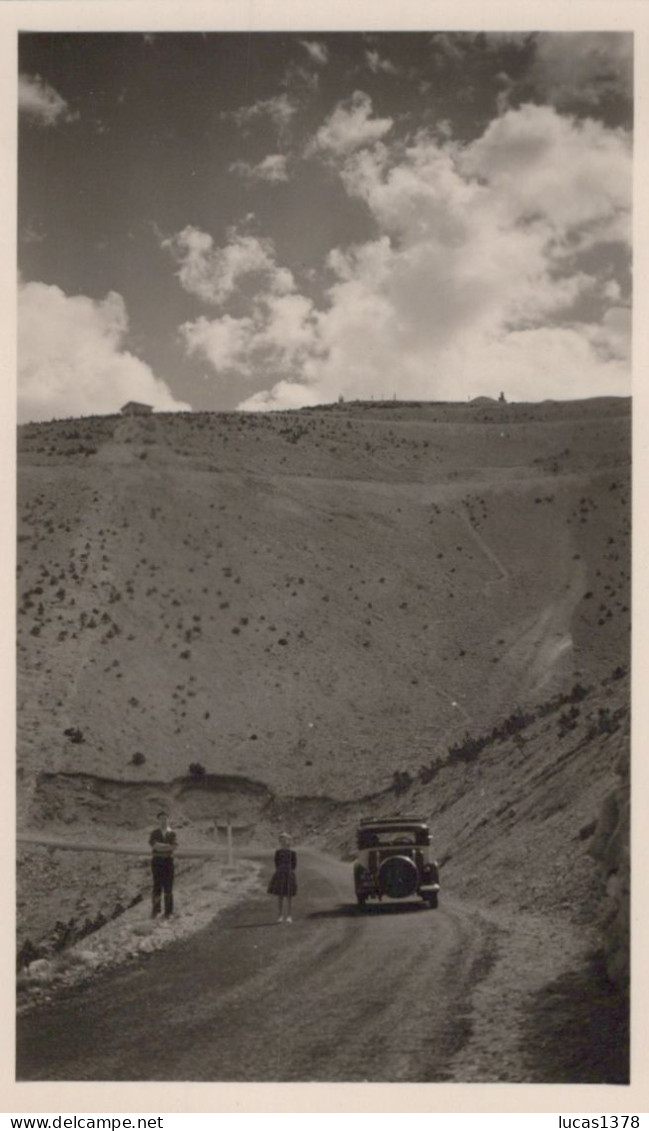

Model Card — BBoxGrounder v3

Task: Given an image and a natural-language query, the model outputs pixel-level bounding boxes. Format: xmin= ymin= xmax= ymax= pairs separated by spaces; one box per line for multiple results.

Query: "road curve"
xmin=17 ymin=849 xmax=495 ymax=1082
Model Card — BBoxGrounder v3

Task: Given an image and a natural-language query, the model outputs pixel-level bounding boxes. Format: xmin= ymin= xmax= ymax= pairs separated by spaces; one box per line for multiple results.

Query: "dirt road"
xmin=17 ymin=848 xmax=496 ymax=1082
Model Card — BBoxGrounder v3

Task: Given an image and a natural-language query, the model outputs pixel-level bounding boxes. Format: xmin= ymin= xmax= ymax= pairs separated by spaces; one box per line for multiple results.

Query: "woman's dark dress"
xmin=267 ymin=847 xmax=297 ymax=896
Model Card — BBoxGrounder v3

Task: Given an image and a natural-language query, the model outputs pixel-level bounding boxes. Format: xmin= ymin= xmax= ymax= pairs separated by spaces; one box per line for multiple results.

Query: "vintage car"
xmin=353 ymin=816 xmax=440 ymax=909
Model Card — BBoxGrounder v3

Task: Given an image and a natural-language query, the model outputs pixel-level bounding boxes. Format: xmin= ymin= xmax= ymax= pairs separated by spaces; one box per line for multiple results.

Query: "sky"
xmin=17 ymin=30 xmax=633 ymax=421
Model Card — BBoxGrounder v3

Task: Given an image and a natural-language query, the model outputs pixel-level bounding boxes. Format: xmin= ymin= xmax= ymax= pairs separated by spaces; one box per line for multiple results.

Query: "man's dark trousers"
xmin=151 ymin=856 xmax=174 ymax=916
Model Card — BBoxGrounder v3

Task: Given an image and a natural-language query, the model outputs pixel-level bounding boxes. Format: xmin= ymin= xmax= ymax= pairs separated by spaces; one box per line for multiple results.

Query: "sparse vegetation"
xmin=63 ymin=727 xmax=85 ymax=745
xmin=16 ymin=400 xmax=630 ymax=1018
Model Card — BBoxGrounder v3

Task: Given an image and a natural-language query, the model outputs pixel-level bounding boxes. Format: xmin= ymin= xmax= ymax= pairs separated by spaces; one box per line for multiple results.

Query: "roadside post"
xmin=211 ymin=818 xmax=252 ymax=870
xmin=213 ymin=817 xmax=236 ymax=869
xmin=226 ymin=815 xmax=234 ymax=868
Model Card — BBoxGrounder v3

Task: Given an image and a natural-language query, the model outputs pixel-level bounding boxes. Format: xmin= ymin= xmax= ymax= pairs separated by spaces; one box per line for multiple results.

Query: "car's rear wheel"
xmin=379 ymin=855 xmax=419 ymax=899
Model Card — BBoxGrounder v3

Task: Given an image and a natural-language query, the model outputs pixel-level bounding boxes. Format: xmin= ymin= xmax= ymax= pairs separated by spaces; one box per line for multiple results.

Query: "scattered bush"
xmin=536 ymin=683 xmax=589 ymax=719
xmin=418 ymin=757 xmax=444 ymax=784
xmin=189 ymin=762 xmax=206 ymax=779
xmin=448 ymin=706 xmax=536 ymax=765
xmin=557 ymin=706 xmax=580 ymax=738
xmin=392 ymin=770 xmax=413 ymax=795
xmin=64 ymin=727 xmax=85 ymax=744
xmin=16 ymin=937 xmax=42 ymax=972
xmin=585 ymin=707 xmax=626 ymax=740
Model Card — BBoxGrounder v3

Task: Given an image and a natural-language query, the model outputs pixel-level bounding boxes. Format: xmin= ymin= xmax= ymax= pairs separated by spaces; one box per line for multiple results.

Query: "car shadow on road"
xmin=308 ymin=902 xmax=430 ymax=919
xmin=225 ymin=903 xmax=434 ymax=928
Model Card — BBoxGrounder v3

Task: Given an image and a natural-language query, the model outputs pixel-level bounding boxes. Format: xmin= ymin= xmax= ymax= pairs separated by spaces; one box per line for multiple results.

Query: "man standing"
xmin=149 ymin=809 xmax=177 ymax=918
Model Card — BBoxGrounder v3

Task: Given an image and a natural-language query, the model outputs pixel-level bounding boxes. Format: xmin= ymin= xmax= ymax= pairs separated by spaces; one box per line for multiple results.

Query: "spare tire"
xmin=378 ymin=855 xmax=418 ymax=899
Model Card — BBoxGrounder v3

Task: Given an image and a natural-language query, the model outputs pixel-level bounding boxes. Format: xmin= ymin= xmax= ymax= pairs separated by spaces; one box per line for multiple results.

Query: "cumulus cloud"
xmin=308 ymin=91 xmax=393 ymax=157
xmin=229 ymin=154 xmax=289 ymax=183
xmin=170 ymin=102 xmax=630 ymax=410
xmin=531 ymin=32 xmax=633 ymax=109
xmin=165 ymin=224 xmax=319 ymax=382
xmin=221 ymin=94 xmax=297 ymax=136
xmin=431 ymin=30 xmax=535 ymax=66
xmin=430 ymin=33 xmax=467 ymax=65
xmin=428 ymin=32 xmax=631 ymax=116
xmin=19 ymin=73 xmax=77 ymax=127
xmin=584 ymin=305 xmax=631 ymax=363
xmin=181 ymin=289 xmax=319 ymax=379
xmin=436 ymin=323 xmax=630 ymax=404
xmin=365 ymin=49 xmax=399 ymax=76
xmin=18 ymin=282 xmax=189 ymax=423
xmin=21 ymin=221 xmax=46 ymax=245
xmin=162 ymin=225 xmax=294 ymax=306
xmin=238 ymin=380 xmax=321 ymax=412
xmin=459 ymin=104 xmax=631 ymax=238
xmin=280 ymin=59 xmax=321 ymax=94
xmin=181 ymin=313 xmax=256 ymax=376
xmin=300 ymin=40 xmax=329 ymax=66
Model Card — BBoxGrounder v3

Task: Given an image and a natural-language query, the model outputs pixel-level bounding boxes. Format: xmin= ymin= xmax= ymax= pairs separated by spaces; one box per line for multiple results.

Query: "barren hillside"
xmin=17 ymin=398 xmax=630 ymax=1013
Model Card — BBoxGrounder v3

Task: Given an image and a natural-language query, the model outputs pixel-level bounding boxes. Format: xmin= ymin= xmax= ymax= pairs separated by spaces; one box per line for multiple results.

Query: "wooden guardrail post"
xmin=226 ymin=817 xmax=234 ymax=867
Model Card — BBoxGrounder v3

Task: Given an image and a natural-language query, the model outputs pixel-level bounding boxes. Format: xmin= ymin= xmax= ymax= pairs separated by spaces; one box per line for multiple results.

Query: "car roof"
xmin=358 ymin=817 xmax=429 ymax=828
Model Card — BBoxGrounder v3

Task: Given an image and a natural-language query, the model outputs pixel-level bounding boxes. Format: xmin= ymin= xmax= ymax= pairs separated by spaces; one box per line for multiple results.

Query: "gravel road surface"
xmin=17 ymin=848 xmax=495 ymax=1082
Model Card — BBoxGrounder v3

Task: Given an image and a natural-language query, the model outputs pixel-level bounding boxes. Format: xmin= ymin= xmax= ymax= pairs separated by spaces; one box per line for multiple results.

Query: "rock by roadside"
xmin=446 ymin=902 xmax=628 ymax=1084
xmin=588 ymin=726 xmax=630 ymax=990
xmin=17 ymin=855 xmax=263 ymax=1013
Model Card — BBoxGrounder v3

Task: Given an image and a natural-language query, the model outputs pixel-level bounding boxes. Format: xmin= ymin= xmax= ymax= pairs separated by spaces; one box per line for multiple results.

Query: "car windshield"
xmin=357 ymin=827 xmax=430 ymax=848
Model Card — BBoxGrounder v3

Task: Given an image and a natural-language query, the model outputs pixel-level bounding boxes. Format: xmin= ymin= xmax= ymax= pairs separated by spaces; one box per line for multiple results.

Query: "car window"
xmin=358 ymin=828 xmax=426 ymax=847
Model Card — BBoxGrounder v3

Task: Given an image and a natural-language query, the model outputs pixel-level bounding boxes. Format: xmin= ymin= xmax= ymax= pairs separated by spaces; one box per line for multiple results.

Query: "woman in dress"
xmin=267 ymin=832 xmax=297 ymax=922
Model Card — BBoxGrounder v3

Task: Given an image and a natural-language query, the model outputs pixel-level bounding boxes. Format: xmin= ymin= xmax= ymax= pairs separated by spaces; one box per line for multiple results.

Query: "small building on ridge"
xmin=120 ymin=401 xmax=154 ymax=416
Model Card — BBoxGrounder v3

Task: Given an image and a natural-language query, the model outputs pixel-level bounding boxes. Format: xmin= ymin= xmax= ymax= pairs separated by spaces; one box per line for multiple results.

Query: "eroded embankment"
xmin=27 ymin=767 xmax=387 ymax=836
xmin=17 ymin=767 xmax=393 ymax=954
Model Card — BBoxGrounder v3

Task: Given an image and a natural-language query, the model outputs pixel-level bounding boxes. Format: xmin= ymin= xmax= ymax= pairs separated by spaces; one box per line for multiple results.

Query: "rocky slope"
xmin=16 ymin=398 xmax=631 ymax=1022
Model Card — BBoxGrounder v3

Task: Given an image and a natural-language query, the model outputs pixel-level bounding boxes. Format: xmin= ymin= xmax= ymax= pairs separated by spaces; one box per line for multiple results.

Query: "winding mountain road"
xmin=17 ymin=849 xmax=496 ymax=1082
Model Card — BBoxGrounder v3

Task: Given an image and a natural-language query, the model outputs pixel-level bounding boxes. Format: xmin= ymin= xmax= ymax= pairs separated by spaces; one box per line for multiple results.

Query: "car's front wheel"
xmin=423 ymin=893 xmax=438 ymax=909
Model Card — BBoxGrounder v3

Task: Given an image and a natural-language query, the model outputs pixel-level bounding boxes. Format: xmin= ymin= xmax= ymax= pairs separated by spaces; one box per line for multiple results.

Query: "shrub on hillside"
xmin=131 ymin=751 xmax=146 ymax=766
xmin=189 ymin=762 xmax=206 ymax=779
xmin=418 ymin=757 xmax=444 ymax=784
xmin=557 ymin=707 xmax=580 ymax=738
xmin=447 ymin=706 xmax=536 ymax=766
xmin=448 ymin=732 xmax=488 ymax=764
xmin=64 ymin=727 xmax=84 ymax=744
xmin=16 ymin=937 xmax=42 ymax=972
xmin=496 ymin=707 xmax=536 ymax=740
xmin=392 ymin=770 xmax=413 ymax=795
xmin=586 ymin=707 xmax=626 ymax=741
xmin=536 ymin=683 xmax=589 ymax=718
